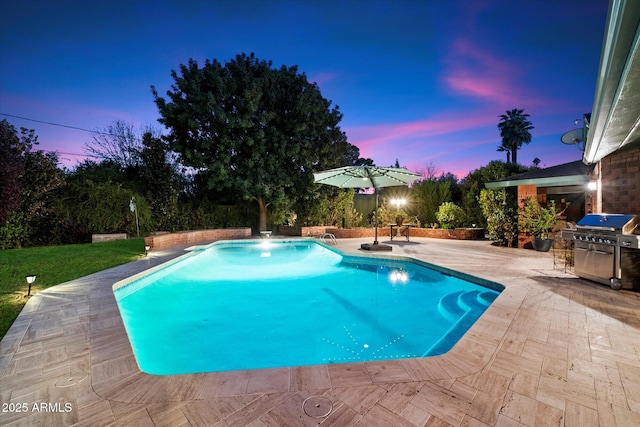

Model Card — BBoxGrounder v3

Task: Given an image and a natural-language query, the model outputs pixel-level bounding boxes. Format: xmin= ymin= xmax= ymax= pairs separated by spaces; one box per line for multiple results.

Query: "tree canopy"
xmin=459 ymin=160 xmax=531 ymax=227
xmin=0 ymin=120 xmax=27 ymax=222
xmin=152 ymin=52 xmax=363 ymax=230
xmin=497 ymin=108 xmax=534 ymax=164
xmin=0 ymin=120 xmax=65 ymax=248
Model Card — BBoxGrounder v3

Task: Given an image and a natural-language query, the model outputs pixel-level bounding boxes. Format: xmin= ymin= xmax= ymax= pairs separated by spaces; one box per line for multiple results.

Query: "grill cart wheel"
xmin=610 ymin=278 xmax=622 ymax=290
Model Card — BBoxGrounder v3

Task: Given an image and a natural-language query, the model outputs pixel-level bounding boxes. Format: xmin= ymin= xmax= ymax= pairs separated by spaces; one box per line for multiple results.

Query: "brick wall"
xmin=325 ymin=227 xmax=484 ymax=240
xmin=326 ymin=227 xmax=390 ymax=238
xmin=278 ymin=226 xmax=330 ymax=236
xmin=599 ymin=144 xmax=640 ymax=214
xmin=144 ymin=228 xmax=252 ymax=251
xmin=410 ymin=228 xmax=485 ymax=240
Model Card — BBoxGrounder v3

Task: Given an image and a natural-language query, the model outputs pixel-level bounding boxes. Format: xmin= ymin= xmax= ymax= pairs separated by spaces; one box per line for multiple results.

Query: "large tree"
xmin=0 ymin=120 xmax=27 ymax=222
xmin=497 ymin=108 xmax=533 ymax=164
xmin=152 ymin=53 xmax=358 ymax=230
xmin=0 ymin=120 xmax=65 ymax=248
xmin=138 ymin=132 xmax=181 ymax=230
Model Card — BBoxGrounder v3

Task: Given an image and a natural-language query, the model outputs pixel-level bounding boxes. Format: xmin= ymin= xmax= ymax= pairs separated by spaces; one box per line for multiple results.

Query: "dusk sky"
xmin=1 ymin=0 xmax=608 ymax=178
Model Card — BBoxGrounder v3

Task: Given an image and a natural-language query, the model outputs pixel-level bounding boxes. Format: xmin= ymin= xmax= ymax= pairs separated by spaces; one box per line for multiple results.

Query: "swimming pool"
xmin=113 ymin=240 xmax=503 ymax=375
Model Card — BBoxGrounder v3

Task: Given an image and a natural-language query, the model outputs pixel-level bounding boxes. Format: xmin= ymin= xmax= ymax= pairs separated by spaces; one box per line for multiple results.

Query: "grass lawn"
xmin=0 ymin=239 xmax=145 ymax=340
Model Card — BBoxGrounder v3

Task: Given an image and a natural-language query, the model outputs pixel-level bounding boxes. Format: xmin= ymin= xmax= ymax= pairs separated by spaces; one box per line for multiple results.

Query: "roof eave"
xmin=484 ymin=175 xmax=591 ymax=189
xmin=584 ymin=0 xmax=640 ymax=164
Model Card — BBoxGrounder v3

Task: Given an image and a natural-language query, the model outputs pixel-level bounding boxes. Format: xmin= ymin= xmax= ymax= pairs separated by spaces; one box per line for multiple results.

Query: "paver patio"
xmin=1 ymin=237 xmax=639 ymax=426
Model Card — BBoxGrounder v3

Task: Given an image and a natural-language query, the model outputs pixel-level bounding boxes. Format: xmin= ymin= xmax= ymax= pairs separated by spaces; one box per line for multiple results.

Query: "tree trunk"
xmin=257 ymin=197 xmax=268 ymax=231
xmin=511 ymin=147 xmax=517 ymax=164
xmin=506 ymin=151 xmax=510 ymax=163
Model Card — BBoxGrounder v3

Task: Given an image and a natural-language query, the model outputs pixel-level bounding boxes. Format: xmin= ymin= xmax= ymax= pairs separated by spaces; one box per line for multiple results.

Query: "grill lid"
xmin=576 ymin=214 xmax=636 ymax=231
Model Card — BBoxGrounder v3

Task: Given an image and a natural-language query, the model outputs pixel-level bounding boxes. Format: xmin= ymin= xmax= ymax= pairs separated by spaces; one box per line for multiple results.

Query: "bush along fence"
xmin=278 ymin=225 xmax=484 ymax=240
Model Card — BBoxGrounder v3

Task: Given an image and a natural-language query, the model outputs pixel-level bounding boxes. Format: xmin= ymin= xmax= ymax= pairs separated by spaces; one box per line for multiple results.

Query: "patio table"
xmin=389 ymin=224 xmax=413 ymax=241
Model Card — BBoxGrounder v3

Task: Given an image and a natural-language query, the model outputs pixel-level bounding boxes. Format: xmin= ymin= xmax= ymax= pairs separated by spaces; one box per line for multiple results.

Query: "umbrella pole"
xmin=374 ymin=188 xmax=379 ymax=245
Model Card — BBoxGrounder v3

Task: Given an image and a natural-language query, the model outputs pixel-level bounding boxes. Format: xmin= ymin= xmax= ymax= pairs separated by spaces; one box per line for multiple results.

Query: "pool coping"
xmin=94 ymin=239 xmax=523 ymax=403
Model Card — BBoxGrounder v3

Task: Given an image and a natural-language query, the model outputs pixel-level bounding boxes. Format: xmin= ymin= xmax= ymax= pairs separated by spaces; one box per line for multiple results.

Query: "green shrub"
xmin=436 ymin=202 xmax=466 ymax=229
xmin=295 ymin=188 xmax=361 ymax=228
xmin=59 ymin=180 xmax=152 ymax=237
xmin=0 ymin=212 xmax=28 ymax=250
xmin=518 ymin=198 xmax=557 ymax=239
xmin=410 ymin=179 xmax=451 ymax=227
xmin=373 ymin=204 xmax=412 ymax=227
xmin=479 ymin=189 xmax=518 ymax=246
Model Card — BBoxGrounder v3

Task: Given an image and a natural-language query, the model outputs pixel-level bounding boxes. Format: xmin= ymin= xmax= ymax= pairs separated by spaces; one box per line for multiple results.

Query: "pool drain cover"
xmin=302 ymin=395 xmax=333 ymax=418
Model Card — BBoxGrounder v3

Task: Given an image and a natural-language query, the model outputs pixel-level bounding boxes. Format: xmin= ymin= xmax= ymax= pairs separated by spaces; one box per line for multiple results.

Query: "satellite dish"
xmin=561 ymin=128 xmax=583 ymax=145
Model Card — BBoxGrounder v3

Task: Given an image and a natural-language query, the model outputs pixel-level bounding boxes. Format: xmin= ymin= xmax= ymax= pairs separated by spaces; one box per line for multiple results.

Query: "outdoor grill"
xmin=561 ymin=213 xmax=640 ymax=290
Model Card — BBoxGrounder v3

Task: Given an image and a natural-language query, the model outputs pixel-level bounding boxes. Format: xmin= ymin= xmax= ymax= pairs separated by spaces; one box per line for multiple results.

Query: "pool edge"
xmin=94 ymin=238 xmax=518 ymax=401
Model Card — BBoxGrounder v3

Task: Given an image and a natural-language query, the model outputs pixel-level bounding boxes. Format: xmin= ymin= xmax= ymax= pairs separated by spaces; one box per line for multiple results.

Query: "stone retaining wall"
xmin=92 ymin=233 xmax=128 ymax=243
xmin=144 ymin=228 xmax=252 ymax=251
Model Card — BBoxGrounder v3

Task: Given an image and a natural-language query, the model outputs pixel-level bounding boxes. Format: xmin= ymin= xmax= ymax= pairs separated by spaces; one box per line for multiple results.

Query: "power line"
xmin=1 ymin=113 xmax=117 ymax=159
xmin=0 ymin=112 xmax=126 ymax=137
xmin=58 ymin=151 xmax=99 ymax=158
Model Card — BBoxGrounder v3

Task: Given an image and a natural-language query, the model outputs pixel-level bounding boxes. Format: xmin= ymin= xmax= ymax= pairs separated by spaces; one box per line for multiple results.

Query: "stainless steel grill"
xmin=561 ymin=214 xmax=640 ymax=290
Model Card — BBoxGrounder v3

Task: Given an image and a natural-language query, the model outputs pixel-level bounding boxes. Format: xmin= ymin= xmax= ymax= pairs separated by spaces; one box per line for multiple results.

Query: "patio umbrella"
xmin=314 ymin=166 xmax=421 ymax=250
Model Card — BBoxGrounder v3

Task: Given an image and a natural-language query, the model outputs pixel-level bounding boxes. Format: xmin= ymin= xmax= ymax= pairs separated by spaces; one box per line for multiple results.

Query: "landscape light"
xmin=26 ymin=274 xmax=37 ymax=296
xmin=390 ymin=198 xmax=406 ymax=211
xmin=144 ymin=245 xmax=151 ymax=256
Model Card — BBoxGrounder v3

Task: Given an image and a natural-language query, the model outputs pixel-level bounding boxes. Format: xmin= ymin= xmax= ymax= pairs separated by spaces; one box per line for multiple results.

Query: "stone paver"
xmin=1 ymin=237 xmax=639 ymax=426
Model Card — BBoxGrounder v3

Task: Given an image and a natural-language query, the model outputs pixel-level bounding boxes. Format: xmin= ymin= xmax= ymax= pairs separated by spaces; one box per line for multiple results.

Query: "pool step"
xmin=438 ymin=291 xmax=467 ymax=323
xmin=458 ymin=290 xmax=487 ymax=312
xmin=429 ymin=289 xmax=499 ymax=357
xmin=477 ymin=291 xmax=498 ymax=306
xmin=439 ymin=290 xmax=494 ymax=322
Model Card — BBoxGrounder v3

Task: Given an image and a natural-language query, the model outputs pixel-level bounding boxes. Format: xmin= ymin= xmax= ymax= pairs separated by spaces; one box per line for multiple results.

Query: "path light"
xmin=26 ymin=274 xmax=36 ymax=296
xmin=129 ymin=197 xmax=140 ymax=238
xmin=145 ymin=245 xmax=151 ymax=256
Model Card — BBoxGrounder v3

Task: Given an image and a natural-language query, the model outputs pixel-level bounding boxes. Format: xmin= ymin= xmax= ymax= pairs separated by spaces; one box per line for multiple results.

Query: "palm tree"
xmin=496 ymin=142 xmax=511 ymax=163
xmin=497 ymin=109 xmax=534 ymax=164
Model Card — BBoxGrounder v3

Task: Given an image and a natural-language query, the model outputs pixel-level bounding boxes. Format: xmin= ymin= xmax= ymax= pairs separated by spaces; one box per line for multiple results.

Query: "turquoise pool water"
xmin=114 ymin=240 xmax=502 ymax=375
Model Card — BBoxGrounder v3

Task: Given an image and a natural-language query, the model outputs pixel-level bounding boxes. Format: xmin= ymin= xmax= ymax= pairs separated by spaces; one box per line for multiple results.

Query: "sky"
xmin=1 ymin=0 xmax=609 ymax=178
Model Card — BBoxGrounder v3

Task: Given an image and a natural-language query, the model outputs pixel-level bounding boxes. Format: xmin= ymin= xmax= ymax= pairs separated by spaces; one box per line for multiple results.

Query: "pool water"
xmin=114 ymin=240 xmax=502 ymax=375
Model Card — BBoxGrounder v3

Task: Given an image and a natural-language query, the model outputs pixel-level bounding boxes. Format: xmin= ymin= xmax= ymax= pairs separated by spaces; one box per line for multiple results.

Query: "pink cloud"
xmin=342 ymin=109 xmax=505 ymax=178
xmin=347 ymin=109 xmax=496 ymax=154
xmin=441 ymin=37 xmax=559 ymax=113
xmin=307 ymin=71 xmax=339 ymax=87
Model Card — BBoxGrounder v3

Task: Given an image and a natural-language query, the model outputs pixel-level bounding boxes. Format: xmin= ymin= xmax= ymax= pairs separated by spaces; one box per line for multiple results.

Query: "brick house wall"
xmin=597 ymin=144 xmax=640 ymax=214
